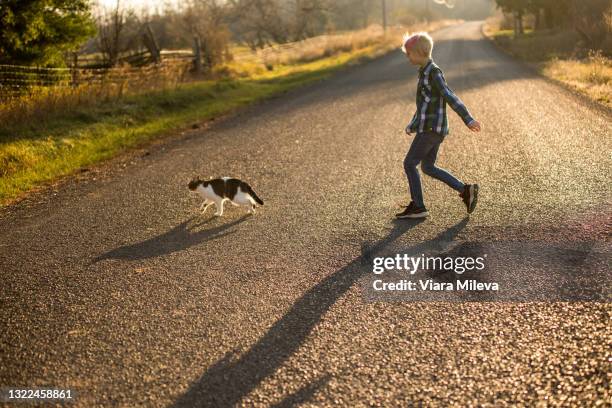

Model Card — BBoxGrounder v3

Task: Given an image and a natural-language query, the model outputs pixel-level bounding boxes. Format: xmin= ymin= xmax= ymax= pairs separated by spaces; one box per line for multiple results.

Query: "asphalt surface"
xmin=1 ymin=21 xmax=611 ymax=407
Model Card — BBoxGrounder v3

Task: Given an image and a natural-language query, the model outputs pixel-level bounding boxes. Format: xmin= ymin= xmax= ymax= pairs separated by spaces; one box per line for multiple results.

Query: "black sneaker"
xmin=396 ymin=201 xmax=429 ymax=219
xmin=460 ymin=184 xmax=479 ymax=214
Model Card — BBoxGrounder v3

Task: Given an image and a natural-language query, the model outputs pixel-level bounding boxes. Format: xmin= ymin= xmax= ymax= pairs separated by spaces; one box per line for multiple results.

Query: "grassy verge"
xmin=483 ymin=22 xmax=612 ymax=108
xmin=0 ymin=21 xmax=458 ymax=206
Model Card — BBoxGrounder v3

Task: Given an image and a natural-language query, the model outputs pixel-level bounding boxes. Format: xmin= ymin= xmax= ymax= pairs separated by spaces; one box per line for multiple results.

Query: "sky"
xmin=96 ymin=0 xmax=182 ymax=13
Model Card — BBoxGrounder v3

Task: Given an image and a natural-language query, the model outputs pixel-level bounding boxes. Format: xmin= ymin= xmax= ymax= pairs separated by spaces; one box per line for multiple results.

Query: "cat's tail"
xmin=243 ymin=182 xmax=264 ymax=205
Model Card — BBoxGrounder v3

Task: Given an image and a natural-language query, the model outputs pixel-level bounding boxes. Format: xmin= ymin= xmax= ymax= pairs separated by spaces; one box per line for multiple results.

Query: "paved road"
xmin=1 ymin=21 xmax=611 ymax=406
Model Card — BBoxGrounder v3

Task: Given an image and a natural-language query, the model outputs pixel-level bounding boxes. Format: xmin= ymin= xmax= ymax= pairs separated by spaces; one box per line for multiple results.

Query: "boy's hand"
xmin=467 ymin=120 xmax=481 ymax=132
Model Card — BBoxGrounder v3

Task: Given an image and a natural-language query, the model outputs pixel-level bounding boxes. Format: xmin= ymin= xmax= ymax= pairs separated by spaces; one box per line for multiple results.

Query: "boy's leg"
xmin=420 ymin=133 xmax=479 ymax=213
xmin=420 ymin=133 xmax=464 ymax=192
xmin=403 ymin=133 xmax=440 ymax=208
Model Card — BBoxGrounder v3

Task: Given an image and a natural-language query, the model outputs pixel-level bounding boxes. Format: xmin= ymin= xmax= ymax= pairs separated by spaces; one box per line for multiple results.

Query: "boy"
xmin=396 ymin=32 xmax=481 ymax=219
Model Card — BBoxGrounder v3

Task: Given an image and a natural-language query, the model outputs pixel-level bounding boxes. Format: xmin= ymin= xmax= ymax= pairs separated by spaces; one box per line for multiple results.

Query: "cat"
xmin=188 ymin=177 xmax=264 ymax=216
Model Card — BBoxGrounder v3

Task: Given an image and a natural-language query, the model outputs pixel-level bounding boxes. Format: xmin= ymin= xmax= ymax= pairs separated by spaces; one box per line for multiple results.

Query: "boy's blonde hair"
xmin=400 ymin=32 xmax=433 ymax=58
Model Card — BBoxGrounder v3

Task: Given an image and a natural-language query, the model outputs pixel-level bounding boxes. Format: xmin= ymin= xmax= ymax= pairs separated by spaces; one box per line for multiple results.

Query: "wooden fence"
xmin=0 ymin=25 xmax=389 ymax=101
xmin=0 ymin=59 xmax=193 ymax=101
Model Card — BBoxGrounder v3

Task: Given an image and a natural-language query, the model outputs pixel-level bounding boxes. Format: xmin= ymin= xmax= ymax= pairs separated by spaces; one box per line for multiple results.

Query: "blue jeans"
xmin=403 ymin=132 xmax=464 ymax=208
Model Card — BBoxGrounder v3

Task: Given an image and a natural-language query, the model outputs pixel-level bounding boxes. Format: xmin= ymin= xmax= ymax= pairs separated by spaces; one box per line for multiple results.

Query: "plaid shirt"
xmin=407 ymin=59 xmax=474 ymax=136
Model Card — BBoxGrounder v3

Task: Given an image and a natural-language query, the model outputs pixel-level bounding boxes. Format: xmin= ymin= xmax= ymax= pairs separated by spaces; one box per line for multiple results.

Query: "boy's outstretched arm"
xmin=432 ymin=71 xmax=481 ymax=132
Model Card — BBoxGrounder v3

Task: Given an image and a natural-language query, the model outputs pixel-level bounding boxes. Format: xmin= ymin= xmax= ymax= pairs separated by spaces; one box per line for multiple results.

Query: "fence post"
xmin=382 ymin=0 xmax=387 ymax=32
xmin=143 ymin=23 xmax=161 ymax=64
xmin=71 ymin=52 xmax=79 ymax=88
xmin=193 ymin=36 xmax=203 ymax=74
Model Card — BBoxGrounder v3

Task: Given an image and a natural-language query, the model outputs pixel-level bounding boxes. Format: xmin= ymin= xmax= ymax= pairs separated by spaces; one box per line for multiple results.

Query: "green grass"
xmin=0 ymin=47 xmax=384 ymax=205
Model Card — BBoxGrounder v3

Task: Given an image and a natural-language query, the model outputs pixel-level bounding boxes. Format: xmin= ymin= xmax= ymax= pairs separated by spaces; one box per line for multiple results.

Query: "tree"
xmin=183 ymin=0 xmax=231 ymax=66
xmin=330 ymin=0 xmax=377 ymax=30
xmin=96 ymin=0 xmax=140 ymax=66
xmin=523 ymin=0 xmax=571 ymax=30
xmin=495 ymin=0 xmax=529 ymax=36
xmin=228 ymin=0 xmax=289 ymax=49
xmin=288 ymin=0 xmax=330 ymax=40
xmin=0 ymin=0 xmax=95 ymax=66
xmin=496 ymin=0 xmax=610 ymax=51
xmin=571 ymin=0 xmax=611 ymax=50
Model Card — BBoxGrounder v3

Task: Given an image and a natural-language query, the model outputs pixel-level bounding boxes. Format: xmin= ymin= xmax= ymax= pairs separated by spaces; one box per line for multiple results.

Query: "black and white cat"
xmin=188 ymin=177 xmax=264 ymax=216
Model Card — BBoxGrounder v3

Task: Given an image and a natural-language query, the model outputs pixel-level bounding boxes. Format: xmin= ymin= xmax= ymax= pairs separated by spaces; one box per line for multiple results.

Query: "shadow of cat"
xmin=91 ymin=214 xmax=250 ymax=263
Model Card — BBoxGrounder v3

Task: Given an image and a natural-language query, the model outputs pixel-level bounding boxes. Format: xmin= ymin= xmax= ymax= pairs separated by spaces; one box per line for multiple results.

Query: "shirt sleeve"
xmin=406 ymin=111 xmax=418 ymax=134
xmin=431 ymin=70 xmax=475 ymax=126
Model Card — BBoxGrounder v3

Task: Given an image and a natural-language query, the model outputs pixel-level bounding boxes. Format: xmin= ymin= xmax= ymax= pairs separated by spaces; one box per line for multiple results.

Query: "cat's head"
xmin=188 ymin=178 xmax=202 ymax=191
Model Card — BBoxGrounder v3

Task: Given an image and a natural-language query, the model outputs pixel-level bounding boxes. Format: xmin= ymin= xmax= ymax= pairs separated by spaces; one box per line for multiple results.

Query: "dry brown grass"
xmin=543 ymin=51 xmax=612 ymax=106
xmin=484 ymin=17 xmax=612 ymax=108
xmin=237 ymin=20 xmax=458 ymax=69
xmin=0 ymin=60 xmax=192 ymax=128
